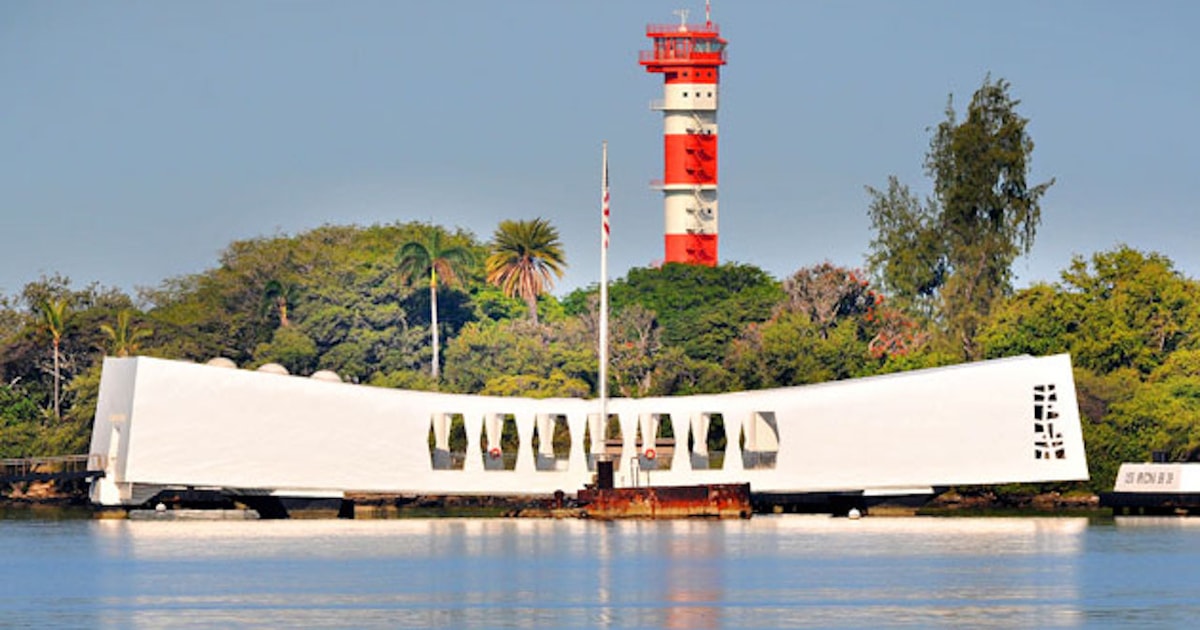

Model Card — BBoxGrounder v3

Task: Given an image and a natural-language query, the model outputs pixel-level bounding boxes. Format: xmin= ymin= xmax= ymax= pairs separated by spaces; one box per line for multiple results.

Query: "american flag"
xmin=602 ymin=147 xmax=610 ymax=249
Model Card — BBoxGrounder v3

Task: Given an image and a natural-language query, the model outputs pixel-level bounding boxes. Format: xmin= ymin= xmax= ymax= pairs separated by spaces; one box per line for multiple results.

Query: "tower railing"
xmin=638 ymin=50 xmax=727 ymax=65
xmin=645 ymin=23 xmax=720 ymax=35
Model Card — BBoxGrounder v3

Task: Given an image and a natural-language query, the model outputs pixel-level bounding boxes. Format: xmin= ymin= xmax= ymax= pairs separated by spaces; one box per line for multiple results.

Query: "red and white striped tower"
xmin=640 ymin=3 xmax=727 ymax=266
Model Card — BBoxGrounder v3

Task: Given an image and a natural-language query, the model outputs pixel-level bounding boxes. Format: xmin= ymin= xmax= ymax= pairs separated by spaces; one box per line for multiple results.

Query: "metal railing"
xmin=645 ymin=23 xmax=721 ymax=35
xmin=639 ymin=50 xmax=727 ymax=65
xmin=1 ymin=454 xmax=105 ymax=484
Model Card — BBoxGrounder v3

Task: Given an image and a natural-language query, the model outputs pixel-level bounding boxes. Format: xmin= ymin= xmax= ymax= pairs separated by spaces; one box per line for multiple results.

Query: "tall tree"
xmin=868 ymin=76 xmax=1053 ymax=359
xmin=396 ymin=227 xmax=475 ymax=380
xmin=38 ymin=297 xmax=69 ymax=420
xmin=929 ymin=77 xmax=1054 ymax=358
xmin=485 ymin=218 xmax=566 ymax=325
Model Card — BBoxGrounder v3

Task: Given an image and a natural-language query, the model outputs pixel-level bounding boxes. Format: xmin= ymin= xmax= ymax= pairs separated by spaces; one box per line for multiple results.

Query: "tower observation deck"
xmin=640 ymin=8 xmax=727 ymax=266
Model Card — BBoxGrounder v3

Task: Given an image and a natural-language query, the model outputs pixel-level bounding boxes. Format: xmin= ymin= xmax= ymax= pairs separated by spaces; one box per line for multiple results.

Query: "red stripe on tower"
xmin=640 ymin=7 xmax=727 ymax=266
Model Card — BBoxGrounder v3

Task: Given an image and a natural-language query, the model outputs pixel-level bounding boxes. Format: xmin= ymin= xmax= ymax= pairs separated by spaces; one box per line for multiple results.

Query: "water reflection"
xmin=82 ymin=517 xmax=1092 ymax=628
xmin=83 ymin=519 xmax=733 ymax=627
xmin=662 ymin=521 xmax=724 ymax=629
xmin=8 ymin=515 xmax=1200 ymax=627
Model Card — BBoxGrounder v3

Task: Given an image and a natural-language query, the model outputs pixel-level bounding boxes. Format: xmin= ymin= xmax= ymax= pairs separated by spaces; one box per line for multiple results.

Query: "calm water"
xmin=2 ymin=514 xmax=1199 ymax=628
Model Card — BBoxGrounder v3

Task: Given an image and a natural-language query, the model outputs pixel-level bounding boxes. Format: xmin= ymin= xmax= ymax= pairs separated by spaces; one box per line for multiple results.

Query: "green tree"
xmin=642 ymin=348 xmax=738 ymax=396
xmin=727 ymin=312 xmax=829 ymax=389
xmin=139 ymin=273 xmax=237 ymax=362
xmin=865 ymin=176 xmax=944 ymax=320
xmin=480 ymin=373 xmax=590 ymax=398
xmin=442 ymin=320 xmax=546 ymax=393
xmin=100 ymin=309 xmax=153 ymax=357
xmin=254 ymin=327 xmax=319 ymax=375
xmin=38 ymin=297 xmax=69 ymax=420
xmin=930 ymin=77 xmax=1054 ymax=358
xmin=368 ymin=367 xmax=437 ymax=392
xmin=868 ymin=77 xmax=1053 ymax=359
xmin=485 ymin=218 xmax=566 ymax=325
xmin=136 ymin=222 xmax=482 ymax=380
xmin=607 ymin=303 xmax=735 ymax=397
xmin=469 ymin=284 xmax=529 ymax=322
xmin=0 ymin=382 xmax=41 ymax=458
xmin=396 ymin=226 xmax=476 ymax=381
xmin=1060 ymin=246 xmax=1200 ymax=375
xmin=977 ymin=283 xmax=1075 ymax=360
xmin=596 ymin=262 xmax=782 ymax=364
xmin=1071 ymin=367 xmax=1141 ymax=489
xmin=49 ymin=362 xmax=103 ymax=455
xmin=1 ymin=277 xmax=135 ymax=445
xmin=1086 ymin=355 xmax=1200 ymax=487
xmin=1131 ymin=351 xmax=1200 ymax=460
xmin=442 ymin=318 xmax=594 ymax=396
xmin=980 ymin=246 xmax=1200 ymax=374
xmin=724 ymin=262 xmax=925 ymax=389
xmin=262 ymin=279 xmax=301 ymax=328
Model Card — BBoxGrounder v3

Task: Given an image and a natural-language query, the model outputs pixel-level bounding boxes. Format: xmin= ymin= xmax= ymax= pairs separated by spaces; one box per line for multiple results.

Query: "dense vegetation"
xmin=2 ymin=77 xmax=1197 ymax=493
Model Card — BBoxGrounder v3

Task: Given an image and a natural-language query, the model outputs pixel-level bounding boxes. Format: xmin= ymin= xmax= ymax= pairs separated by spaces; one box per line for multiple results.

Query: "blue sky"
xmin=2 ymin=1 xmax=1197 ymax=301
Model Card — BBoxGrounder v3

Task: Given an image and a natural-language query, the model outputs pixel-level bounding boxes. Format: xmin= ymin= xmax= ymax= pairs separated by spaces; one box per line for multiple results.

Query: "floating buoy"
xmin=644 ymin=448 xmax=657 ymax=460
xmin=488 ymin=447 xmax=502 ymax=460
xmin=847 ymin=508 xmax=862 ymax=520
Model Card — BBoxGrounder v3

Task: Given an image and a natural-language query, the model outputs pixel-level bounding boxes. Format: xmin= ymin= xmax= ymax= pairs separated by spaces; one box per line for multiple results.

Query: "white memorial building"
xmin=87 ymin=353 xmax=1088 ymax=507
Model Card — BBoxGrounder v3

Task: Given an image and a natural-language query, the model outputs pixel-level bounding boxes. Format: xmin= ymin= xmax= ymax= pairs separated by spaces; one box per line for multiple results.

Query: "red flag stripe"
xmin=602 ymin=159 xmax=610 ymax=249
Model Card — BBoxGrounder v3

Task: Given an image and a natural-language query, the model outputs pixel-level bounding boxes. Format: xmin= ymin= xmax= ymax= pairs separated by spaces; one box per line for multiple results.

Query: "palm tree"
xmin=263 ymin=279 xmax=300 ymax=327
xmin=395 ymin=227 xmax=475 ymax=380
xmin=101 ymin=309 xmax=153 ymax=357
xmin=486 ymin=218 xmax=566 ymax=325
xmin=38 ymin=297 xmax=69 ymax=420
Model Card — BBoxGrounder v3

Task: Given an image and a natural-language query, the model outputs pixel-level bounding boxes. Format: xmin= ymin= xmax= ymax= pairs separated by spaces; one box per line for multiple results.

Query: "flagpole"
xmin=598 ymin=141 xmax=610 ymax=458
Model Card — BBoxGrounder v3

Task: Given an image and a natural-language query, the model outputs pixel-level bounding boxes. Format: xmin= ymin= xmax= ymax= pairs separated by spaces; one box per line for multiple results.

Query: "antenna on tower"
xmin=673 ymin=8 xmax=689 ymax=31
xmin=705 ymin=0 xmax=712 ymax=27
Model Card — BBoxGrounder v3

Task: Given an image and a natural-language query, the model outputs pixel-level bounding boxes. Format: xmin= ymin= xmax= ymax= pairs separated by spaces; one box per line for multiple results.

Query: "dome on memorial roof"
xmin=256 ymin=362 xmax=289 ymax=375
